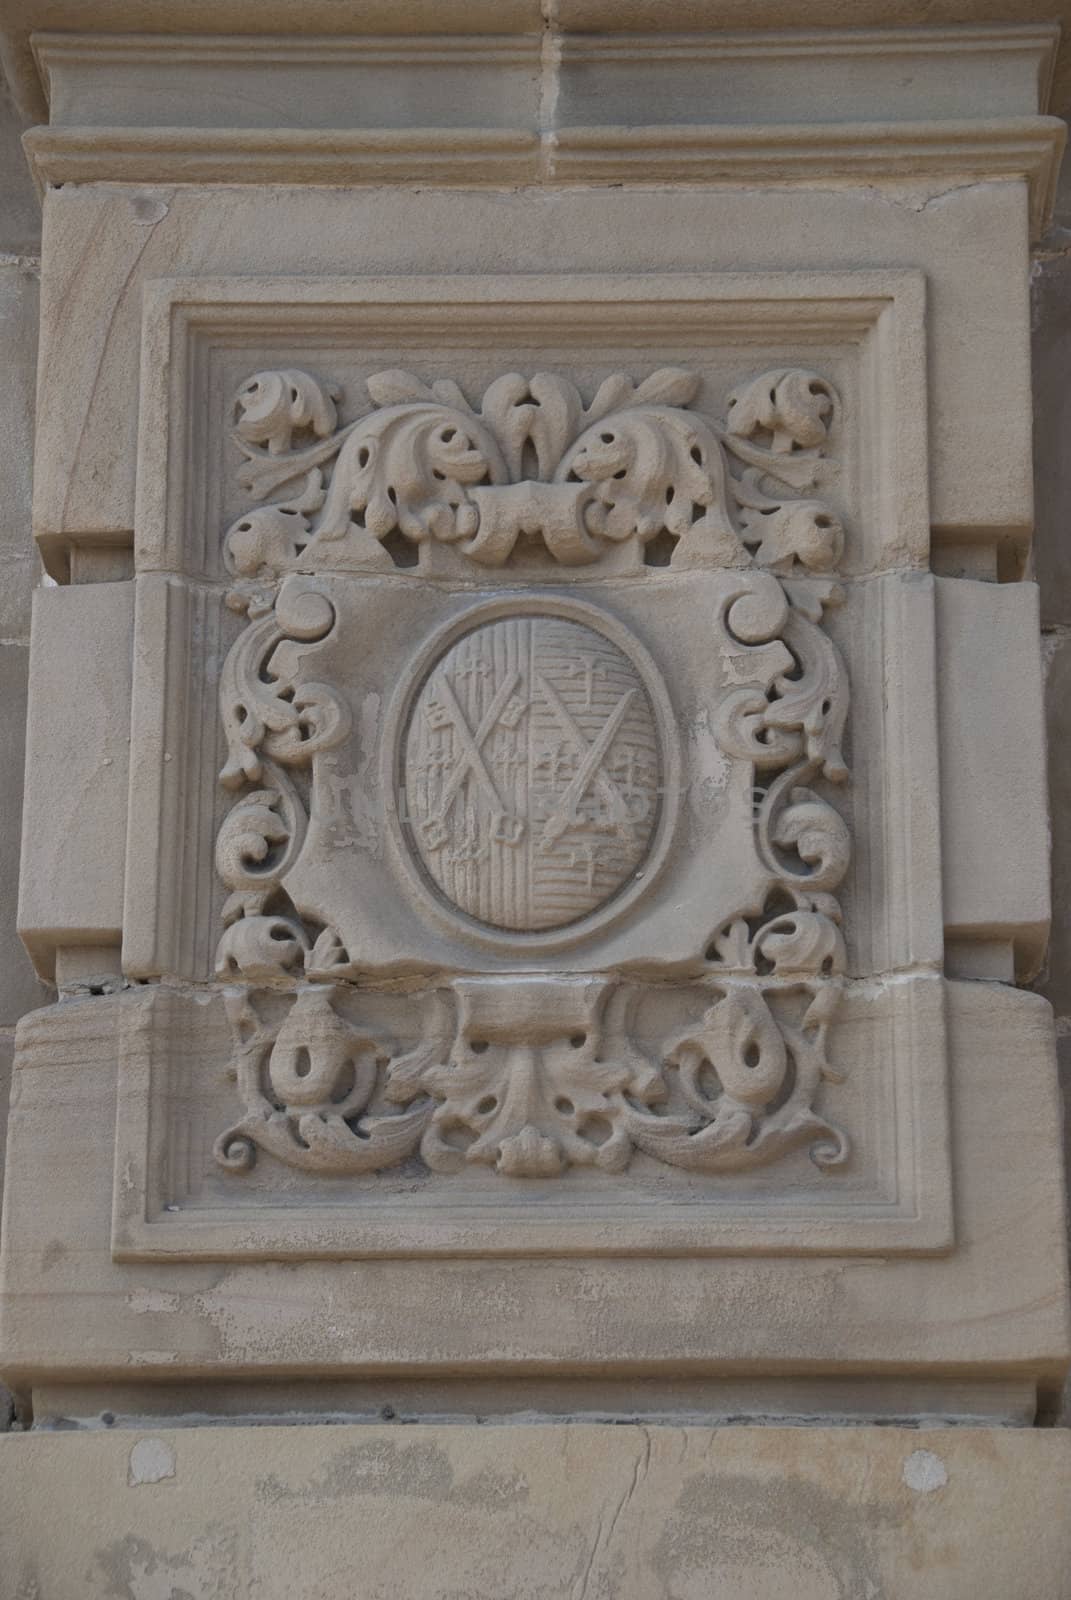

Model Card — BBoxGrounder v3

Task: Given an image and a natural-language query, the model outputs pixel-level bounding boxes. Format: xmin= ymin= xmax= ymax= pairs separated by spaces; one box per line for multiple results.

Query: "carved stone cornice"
xmin=21 ymin=117 xmax=1065 ymax=243
xmin=5 ymin=17 xmax=1067 ymax=237
xmin=4 ymin=5 xmax=1071 ymax=126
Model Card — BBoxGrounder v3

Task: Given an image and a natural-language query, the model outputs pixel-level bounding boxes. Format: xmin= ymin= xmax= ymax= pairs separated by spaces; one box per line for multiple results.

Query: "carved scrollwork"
xmin=214 ymin=985 xmax=430 ymax=1174
xmin=726 ymin=367 xmax=837 ymax=455
xmin=212 ymin=360 xmax=852 ymax=1181
xmin=625 ymin=980 xmax=848 ymax=1173
xmin=215 ymin=574 xmax=351 ymax=983
xmin=235 ymin=370 xmax=340 ymax=456
xmin=223 ymin=363 xmax=844 ymax=575
xmin=215 ymin=974 xmax=846 ymax=1178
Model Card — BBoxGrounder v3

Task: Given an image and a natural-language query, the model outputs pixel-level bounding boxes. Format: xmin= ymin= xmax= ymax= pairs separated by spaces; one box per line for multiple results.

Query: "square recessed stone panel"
xmin=109 ymin=269 xmax=952 ymax=1265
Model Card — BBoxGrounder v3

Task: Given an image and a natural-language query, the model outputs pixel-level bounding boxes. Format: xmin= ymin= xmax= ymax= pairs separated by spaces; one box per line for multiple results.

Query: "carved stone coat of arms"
xmin=211 ymin=361 xmax=851 ymax=1184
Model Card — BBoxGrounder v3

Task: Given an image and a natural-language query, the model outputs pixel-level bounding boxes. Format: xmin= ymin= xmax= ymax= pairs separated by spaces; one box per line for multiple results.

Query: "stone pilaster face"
xmin=1 ymin=8 xmax=1068 ymax=1436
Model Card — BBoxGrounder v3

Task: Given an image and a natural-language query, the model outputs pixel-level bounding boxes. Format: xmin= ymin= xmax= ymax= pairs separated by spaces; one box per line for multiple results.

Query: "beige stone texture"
xmin=8 ymin=0 xmax=1071 ymax=120
xmin=936 ymin=577 xmax=1051 ymax=981
xmin=2 ymin=5 xmax=1069 ymax=1460
xmin=0 ymin=95 xmax=45 ymax=1027
xmin=1031 ymin=139 xmax=1071 ymax=1420
xmin=0 ymin=32 xmax=1068 ymax=1600
xmin=28 ymin=176 xmax=1038 ymax=571
xmin=1 ymin=1421 xmax=1070 ymax=1600
xmin=0 ymin=69 xmax=37 ymax=260
xmin=0 ymin=646 xmax=47 ymax=1023
xmin=0 ymin=980 xmax=1065 ymax=1407
xmin=16 ymin=581 xmax=132 ymax=979
xmin=0 ymin=261 xmax=39 ymax=641
xmin=0 ymin=60 xmax=45 ymax=1439
xmin=1044 ymin=632 xmax=1071 ymax=1022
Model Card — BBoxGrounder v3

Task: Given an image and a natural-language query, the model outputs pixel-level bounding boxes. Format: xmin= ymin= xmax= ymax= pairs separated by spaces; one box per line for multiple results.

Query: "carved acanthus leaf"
xmin=726 ymin=367 xmax=837 ymax=454
xmin=734 ymin=469 xmax=844 ymax=575
xmin=223 ymin=365 xmax=842 ymax=574
xmin=235 ymin=370 xmax=340 ymax=456
xmin=216 ymin=975 xmax=848 ymax=1179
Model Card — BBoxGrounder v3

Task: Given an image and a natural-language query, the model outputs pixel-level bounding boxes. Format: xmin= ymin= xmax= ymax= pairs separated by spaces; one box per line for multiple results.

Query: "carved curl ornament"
xmin=213 ymin=364 xmax=852 ymax=1181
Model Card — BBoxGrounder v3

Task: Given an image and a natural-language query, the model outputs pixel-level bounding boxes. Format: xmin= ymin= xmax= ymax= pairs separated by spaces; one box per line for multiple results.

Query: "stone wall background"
xmin=1034 ymin=147 xmax=1071 ymax=1426
xmin=0 ymin=78 xmax=1068 ymax=1430
xmin=0 ymin=73 xmax=48 ymax=1433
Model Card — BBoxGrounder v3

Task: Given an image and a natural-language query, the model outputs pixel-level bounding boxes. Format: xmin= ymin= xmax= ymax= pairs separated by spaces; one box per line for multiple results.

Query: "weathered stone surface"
xmin=1033 ymin=246 xmax=1071 ymax=627
xmin=1 ymin=1422 xmax=1070 ymax=1600
xmin=0 ymin=72 xmax=37 ymax=258
xmin=31 ymin=181 xmax=1031 ymax=565
xmin=4 ymin=13 xmax=1069 ymax=1450
xmin=8 ymin=0 xmax=1071 ymax=121
xmin=1043 ymin=630 xmax=1071 ymax=1021
xmin=936 ymin=578 xmax=1051 ymax=981
xmin=0 ymin=646 xmax=48 ymax=1024
xmin=0 ymin=261 xmax=39 ymax=644
xmin=17 ymin=583 xmax=132 ymax=980
xmin=1 ymin=980 xmax=1064 ymax=1396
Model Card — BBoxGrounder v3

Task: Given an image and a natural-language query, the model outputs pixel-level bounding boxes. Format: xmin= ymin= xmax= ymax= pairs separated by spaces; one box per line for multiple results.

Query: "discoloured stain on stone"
xmin=92 ymin=1529 xmax=238 ymax=1600
xmin=256 ymin=1437 xmax=529 ymax=1511
xmin=652 ymin=1466 xmax=897 ymax=1600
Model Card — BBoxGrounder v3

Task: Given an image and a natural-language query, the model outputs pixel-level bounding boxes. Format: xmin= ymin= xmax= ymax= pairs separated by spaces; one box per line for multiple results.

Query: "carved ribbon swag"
xmin=213 ymin=362 xmax=851 ymax=1180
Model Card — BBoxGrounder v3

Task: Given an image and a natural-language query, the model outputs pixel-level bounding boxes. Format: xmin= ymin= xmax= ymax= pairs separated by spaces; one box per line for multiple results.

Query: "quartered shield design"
xmin=402 ymin=615 xmax=662 ymax=931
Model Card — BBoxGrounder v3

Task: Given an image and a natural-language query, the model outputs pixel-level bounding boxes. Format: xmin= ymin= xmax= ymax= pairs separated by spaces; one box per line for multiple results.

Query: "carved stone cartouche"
xmin=213 ymin=365 xmax=851 ymax=1180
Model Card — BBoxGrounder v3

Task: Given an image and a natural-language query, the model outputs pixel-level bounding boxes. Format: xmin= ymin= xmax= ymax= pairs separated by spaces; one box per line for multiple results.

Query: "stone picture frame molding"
xmin=108 ymin=267 xmax=953 ymax=1265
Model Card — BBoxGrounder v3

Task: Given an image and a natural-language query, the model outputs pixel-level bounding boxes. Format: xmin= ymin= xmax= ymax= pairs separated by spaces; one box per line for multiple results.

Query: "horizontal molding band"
xmin=24 ymin=116 xmax=1066 ymax=237
xmin=30 ymin=21 xmax=1057 ymax=66
xmin=32 ymin=31 xmax=544 ymax=69
xmin=552 ymin=117 xmax=1067 ymax=241
xmin=23 ymin=125 xmax=543 ymax=188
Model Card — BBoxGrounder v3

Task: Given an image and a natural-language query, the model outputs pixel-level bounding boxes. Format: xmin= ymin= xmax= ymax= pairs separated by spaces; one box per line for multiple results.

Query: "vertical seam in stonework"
xmin=539 ymin=0 xmax=561 ymax=180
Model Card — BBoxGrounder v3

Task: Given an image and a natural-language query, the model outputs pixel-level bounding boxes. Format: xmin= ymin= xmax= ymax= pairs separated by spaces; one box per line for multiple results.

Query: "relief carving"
xmin=402 ymin=614 xmax=662 ymax=932
xmin=213 ymin=364 xmax=851 ymax=1181
xmin=225 ymin=365 xmax=841 ymax=576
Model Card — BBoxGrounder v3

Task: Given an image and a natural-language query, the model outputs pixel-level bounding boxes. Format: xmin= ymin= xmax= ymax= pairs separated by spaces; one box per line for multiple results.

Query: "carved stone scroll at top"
xmin=212 ymin=363 xmax=852 ymax=1182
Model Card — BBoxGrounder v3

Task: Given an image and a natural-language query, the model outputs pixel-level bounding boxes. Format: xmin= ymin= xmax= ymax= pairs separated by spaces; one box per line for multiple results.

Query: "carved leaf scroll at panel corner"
xmin=210 ymin=361 xmax=853 ymax=1186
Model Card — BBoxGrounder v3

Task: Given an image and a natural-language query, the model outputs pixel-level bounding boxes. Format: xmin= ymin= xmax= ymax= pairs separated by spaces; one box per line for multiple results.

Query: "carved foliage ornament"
xmin=223 ymin=364 xmax=841 ymax=576
xmin=213 ymin=364 xmax=852 ymax=1182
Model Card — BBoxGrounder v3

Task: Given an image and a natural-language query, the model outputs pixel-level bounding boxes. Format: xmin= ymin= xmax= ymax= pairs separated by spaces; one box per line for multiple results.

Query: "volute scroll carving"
xmin=213 ymin=361 xmax=853 ymax=1184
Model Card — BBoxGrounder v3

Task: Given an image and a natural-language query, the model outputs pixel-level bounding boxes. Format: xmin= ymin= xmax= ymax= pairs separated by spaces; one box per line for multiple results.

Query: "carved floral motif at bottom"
xmin=214 ymin=972 xmax=848 ymax=1180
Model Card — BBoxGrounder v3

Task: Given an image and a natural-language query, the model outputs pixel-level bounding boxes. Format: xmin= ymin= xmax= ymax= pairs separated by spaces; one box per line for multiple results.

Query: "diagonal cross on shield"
xmin=536 ymin=674 xmax=637 ymax=847
xmin=421 ymin=671 xmax=527 ymax=850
